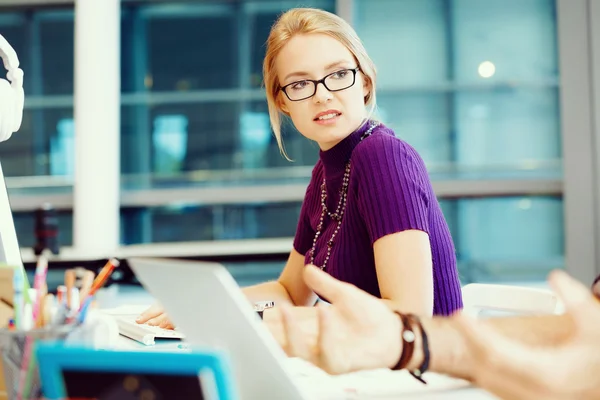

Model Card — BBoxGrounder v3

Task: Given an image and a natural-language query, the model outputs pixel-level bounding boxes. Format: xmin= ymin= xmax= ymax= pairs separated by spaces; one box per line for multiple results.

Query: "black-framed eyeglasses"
xmin=280 ymin=67 xmax=360 ymax=101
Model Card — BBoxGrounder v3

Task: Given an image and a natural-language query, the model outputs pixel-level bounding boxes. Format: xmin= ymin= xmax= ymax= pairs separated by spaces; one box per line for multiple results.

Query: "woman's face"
xmin=275 ymin=33 xmax=371 ymax=151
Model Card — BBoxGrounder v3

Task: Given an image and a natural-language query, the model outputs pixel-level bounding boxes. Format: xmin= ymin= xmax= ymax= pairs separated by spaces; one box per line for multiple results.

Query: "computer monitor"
xmin=0 ymin=160 xmax=23 ymax=269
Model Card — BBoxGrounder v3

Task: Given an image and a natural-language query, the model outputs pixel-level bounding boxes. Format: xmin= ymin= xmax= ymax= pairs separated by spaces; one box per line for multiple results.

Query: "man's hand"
xmin=136 ymin=303 xmax=175 ymax=330
xmin=455 ymin=270 xmax=600 ymax=400
xmin=262 ymin=306 xmax=319 ymax=350
xmin=280 ymin=265 xmax=402 ymax=375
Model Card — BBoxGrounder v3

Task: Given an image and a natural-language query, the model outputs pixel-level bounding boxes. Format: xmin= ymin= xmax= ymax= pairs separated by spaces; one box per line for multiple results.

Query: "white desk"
xmin=110 ymin=333 xmax=497 ymax=400
xmin=99 ymin=287 xmax=498 ymax=400
xmin=288 ymin=360 xmax=498 ymax=400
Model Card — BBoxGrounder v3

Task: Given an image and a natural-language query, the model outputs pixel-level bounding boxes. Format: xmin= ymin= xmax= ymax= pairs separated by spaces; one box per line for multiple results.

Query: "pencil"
xmin=77 ymin=258 xmax=120 ymax=312
xmin=78 ymin=270 xmax=95 ymax=307
xmin=90 ymin=258 xmax=119 ymax=293
xmin=64 ymin=269 xmax=76 ymax=310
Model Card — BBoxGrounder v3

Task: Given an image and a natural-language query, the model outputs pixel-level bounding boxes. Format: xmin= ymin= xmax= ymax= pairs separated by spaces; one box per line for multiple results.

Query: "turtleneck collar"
xmin=319 ymin=119 xmax=375 ymax=180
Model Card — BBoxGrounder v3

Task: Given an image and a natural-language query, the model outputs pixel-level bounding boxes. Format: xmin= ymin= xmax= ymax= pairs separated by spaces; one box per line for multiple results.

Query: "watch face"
xmin=253 ymin=301 xmax=275 ymax=312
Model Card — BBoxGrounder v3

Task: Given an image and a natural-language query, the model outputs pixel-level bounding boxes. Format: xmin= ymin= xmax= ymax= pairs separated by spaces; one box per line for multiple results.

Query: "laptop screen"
xmin=0 ymin=161 xmax=23 ymax=269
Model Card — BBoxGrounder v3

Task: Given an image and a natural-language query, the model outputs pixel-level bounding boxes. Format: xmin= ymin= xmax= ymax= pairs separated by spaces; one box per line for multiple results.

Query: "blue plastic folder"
xmin=36 ymin=343 xmax=239 ymax=400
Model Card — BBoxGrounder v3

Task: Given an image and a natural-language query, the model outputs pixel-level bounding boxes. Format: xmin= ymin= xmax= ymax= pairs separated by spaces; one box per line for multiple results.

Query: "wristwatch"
xmin=254 ymin=301 xmax=275 ymax=319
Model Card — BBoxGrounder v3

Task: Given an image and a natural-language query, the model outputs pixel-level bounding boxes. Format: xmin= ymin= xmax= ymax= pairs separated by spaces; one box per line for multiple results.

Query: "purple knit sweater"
xmin=293 ymin=121 xmax=463 ymax=316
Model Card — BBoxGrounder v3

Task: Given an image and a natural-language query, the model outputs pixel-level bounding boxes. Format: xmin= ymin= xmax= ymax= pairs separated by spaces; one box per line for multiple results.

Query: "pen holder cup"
xmin=0 ymin=324 xmax=75 ymax=400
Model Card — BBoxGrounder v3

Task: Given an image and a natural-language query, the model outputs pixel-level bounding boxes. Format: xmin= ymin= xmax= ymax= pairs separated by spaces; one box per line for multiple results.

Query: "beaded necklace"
xmin=308 ymin=121 xmax=380 ymax=271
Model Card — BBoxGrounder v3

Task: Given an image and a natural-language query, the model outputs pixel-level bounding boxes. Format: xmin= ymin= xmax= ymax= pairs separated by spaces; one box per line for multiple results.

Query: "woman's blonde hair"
xmin=263 ymin=8 xmax=378 ymax=159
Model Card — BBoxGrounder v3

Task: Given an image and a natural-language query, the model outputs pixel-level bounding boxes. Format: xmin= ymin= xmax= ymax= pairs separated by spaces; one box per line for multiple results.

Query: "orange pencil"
xmin=92 ymin=259 xmax=118 ymax=288
xmin=79 ymin=259 xmax=119 ymax=311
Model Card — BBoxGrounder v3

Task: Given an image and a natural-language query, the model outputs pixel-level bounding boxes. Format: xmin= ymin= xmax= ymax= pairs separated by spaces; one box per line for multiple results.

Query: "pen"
xmin=77 ymin=295 xmax=94 ymax=324
xmin=32 ymin=255 xmax=48 ymax=323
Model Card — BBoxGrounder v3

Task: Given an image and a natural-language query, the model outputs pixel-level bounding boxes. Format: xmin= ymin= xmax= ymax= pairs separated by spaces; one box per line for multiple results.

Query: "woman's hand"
xmin=136 ymin=303 xmax=175 ymax=330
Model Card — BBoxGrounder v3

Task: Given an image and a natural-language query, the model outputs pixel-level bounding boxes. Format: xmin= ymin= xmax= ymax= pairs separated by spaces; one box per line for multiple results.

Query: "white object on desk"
xmin=461 ymin=283 xmax=563 ymax=318
xmin=62 ymin=309 xmax=120 ymax=349
xmin=101 ymin=304 xmax=148 ymax=316
xmin=69 ymin=287 xmax=80 ymax=311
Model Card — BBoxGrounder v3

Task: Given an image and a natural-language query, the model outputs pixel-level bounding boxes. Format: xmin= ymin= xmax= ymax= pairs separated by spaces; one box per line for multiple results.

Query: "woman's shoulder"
xmin=353 ymin=123 xmax=424 ymax=165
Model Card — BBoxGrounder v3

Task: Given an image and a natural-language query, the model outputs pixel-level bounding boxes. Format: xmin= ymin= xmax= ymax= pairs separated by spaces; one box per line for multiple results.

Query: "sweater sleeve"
xmin=354 ymin=134 xmax=431 ymax=245
xmin=292 ymin=164 xmax=321 ymax=255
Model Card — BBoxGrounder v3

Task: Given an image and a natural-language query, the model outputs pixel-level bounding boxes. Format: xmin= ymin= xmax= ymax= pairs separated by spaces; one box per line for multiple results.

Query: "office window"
xmin=145 ymin=11 xmax=237 ymax=91
xmin=441 ymin=196 xmax=564 ymax=284
xmin=0 ymin=8 xmax=76 ymax=252
xmin=120 ymin=202 xmax=301 ymax=245
xmin=13 ymin=211 xmax=73 ymax=248
xmin=226 ymin=260 xmax=286 ymax=287
xmin=0 ymin=13 xmax=30 ymax=93
xmin=120 ymin=0 xmax=335 ymax=178
xmin=244 ymin=101 xmax=320 ymax=169
xmin=356 ymin=0 xmax=560 ymax=177
xmin=39 ymin=12 xmax=75 ymax=95
xmin=0 ymin=10 xmax=75 ymax=178
xmin=118 ymin=0 xmax=335 ymax=248
xmin=122 ymin=102 xmax=239 ymax=174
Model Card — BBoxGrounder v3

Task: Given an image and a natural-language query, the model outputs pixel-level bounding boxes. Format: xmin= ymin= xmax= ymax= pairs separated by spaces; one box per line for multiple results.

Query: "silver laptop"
xmin=127 ymin=257 xmax=311 ymax=400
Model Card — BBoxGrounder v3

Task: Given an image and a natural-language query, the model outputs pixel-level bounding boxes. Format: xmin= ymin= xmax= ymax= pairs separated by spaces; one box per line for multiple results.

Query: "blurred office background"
xmin=0 ymin=0 xmax=597 ymax=287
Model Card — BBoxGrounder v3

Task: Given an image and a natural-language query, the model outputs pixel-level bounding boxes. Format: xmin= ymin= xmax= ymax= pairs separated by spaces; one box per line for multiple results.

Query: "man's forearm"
xmin=414 ymin=313 xmax=575 ymax=382
xmin=411 ymin=317 xmax=472 ymax=380
xmin=484 ymin=313 xmax=575 ymax=346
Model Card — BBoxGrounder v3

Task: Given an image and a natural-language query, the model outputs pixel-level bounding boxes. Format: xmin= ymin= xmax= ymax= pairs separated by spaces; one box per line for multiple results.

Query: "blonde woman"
xmin=137 ymin=8 xmax=462 ymax=329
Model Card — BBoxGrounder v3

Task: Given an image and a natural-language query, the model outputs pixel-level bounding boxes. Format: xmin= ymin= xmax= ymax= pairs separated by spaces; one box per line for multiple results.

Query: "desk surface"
xmin=112 ymin=334 xmax=497 ymax=400
xmin=102 ymin=287 xmax=499 ymax=400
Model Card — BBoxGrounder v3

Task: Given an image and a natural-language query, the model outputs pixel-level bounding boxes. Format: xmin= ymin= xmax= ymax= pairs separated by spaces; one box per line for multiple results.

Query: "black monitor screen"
xmin=61 ymin=370 xmax=211 ymax=400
